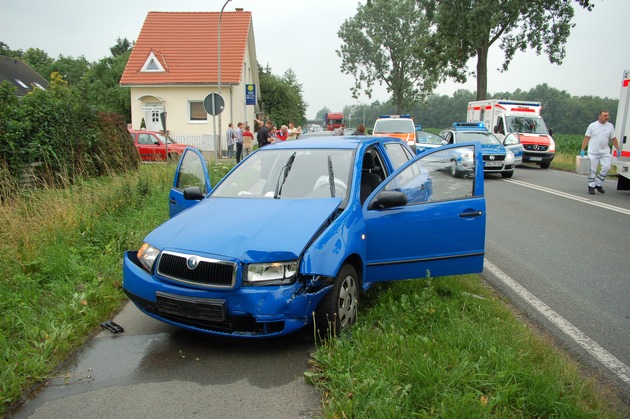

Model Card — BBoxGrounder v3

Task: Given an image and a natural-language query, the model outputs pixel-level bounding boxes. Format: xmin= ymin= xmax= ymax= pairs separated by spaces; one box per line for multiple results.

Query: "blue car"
xmin=437 ymin=122 xmax=523 ymax=178
xmin=123 ymin=136 xmax=486 ymax=338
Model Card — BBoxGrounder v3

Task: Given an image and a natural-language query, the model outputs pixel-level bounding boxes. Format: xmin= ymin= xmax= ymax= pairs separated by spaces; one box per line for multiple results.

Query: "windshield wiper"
xmin=328 ymin=155 xmax=335 ymax=197
xmin=274 ymin=152 xmax=296 ymax=199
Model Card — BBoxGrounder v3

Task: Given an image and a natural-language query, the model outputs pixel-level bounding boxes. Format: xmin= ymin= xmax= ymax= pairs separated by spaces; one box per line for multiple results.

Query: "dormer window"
xmin=15 ymin=79 xmax=28 ymax=88
xmin=141 ymin=52 xmax=166 ymax=73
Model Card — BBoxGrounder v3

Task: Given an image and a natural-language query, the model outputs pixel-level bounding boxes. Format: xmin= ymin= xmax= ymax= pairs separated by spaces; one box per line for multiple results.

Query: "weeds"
xmin=0 ymin=158 xmax=235 ymax=414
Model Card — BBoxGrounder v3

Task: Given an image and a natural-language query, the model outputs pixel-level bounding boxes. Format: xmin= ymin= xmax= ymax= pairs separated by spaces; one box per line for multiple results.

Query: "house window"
xmin=189 ymin=101 xmax=207 ymax=122
xmin=15 ymin=79 xmax=28 ymax=88
xmin=141 ymin=52 xmax=166 ymax=73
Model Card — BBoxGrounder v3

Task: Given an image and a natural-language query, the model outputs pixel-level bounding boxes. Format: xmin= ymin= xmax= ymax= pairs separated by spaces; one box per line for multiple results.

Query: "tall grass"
xmin=0 ymin=158 xmax=235 ymax=414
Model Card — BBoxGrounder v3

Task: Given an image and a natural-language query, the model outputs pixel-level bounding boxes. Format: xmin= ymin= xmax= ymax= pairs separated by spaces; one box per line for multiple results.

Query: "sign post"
xmin=204 ymin=93 xmax=225 ymax=160
xmin=160 ymin=111 xmax=167 ymax=161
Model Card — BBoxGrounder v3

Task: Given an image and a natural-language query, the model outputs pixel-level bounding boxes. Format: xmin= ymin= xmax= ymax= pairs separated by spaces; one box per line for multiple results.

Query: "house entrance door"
xmin=143 ymin=102 xmax=163 ymax=131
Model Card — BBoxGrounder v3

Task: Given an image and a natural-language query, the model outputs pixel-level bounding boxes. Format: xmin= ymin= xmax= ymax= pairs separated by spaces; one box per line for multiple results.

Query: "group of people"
xmin=254 ymin=118 xmax=303 ymax=149
xmin=225 ymin=122 xmax=255 ymax=163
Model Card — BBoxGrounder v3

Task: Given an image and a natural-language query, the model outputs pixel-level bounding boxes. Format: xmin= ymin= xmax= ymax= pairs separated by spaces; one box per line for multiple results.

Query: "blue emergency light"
xmin=379 ymin=114 xmax=412 ymax=119
xmin=452 ymin=122 xmax=487 ymax=131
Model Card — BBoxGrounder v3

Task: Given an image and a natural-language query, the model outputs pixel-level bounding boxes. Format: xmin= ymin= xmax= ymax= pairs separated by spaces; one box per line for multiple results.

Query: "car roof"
xmin=270 ymin=136 xmax=399 ymax=151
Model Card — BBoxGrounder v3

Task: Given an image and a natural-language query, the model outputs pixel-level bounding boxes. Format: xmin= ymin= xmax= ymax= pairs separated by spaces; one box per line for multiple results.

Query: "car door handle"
xmin=459 ymin=211 xmax=483 ymax=218
xmin=169 ymin=198 xmax=176 ymax=204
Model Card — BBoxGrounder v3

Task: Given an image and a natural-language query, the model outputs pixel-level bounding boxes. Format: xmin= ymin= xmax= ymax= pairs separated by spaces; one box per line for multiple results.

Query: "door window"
xmin=176 ymin=150 xmax=208 ymax=194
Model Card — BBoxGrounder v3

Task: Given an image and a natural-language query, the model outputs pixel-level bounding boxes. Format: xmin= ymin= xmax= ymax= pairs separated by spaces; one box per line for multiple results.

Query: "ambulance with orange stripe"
xmin=372 ymin=114 xmax=417 ymax=151
xmin=467 ymin=99 xmax=555 ymax=169
xmin=613 ymin=69 xmax=630 ymax=190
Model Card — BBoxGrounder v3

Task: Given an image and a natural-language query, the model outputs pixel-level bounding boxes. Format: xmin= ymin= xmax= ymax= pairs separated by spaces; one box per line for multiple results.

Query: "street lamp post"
xmin=217 ymin=0 xmax=231 ymax=158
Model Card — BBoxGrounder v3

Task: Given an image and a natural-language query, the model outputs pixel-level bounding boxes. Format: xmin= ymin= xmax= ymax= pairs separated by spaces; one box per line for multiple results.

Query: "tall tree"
xmin=337 ymin=0 xmax=439 ymax=114
xmin=421 ymin=0 xmax=596 ymax=100
xmin=258 ymin=64 xmax=307 ymax=126
xmin=110 ymin=37 xmax=133 ymax=57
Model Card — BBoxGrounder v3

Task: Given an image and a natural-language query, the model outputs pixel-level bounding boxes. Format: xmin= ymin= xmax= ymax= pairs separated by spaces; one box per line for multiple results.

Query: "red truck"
xmin=323 ymin=112 xmax=344 ymax=131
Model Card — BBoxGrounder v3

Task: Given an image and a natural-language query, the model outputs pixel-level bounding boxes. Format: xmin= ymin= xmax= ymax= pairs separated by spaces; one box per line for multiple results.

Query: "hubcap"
xmin=337 ymin=274 xmax=358 ymax=328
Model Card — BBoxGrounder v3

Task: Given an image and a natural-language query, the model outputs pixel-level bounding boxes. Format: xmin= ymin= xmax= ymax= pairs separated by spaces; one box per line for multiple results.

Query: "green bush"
xmin=0 ymin=76 xmax=139 ymax=199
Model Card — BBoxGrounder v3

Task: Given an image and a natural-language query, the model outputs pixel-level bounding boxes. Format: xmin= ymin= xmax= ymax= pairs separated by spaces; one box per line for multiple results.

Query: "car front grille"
xmin=482 ymin=155 xmax=505 ymax=161
xmin=524 ymin=144 xmax=549 ymax=152
xmin=157 ymin=251 xmax=236 ymax=289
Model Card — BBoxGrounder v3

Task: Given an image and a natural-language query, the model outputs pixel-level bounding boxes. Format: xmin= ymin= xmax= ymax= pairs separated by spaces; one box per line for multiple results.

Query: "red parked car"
xmin=129 ymin=130 xmax=189 ymax=162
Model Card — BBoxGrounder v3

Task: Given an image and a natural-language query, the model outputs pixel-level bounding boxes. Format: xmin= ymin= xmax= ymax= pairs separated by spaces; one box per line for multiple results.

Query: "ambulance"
xmin=467 ymin=99 xmax=555 ymax=169
xmin=613 ymin=69 xmax=630 ymax=190
xmin=372 ymin=114 xmax=417 ymax=151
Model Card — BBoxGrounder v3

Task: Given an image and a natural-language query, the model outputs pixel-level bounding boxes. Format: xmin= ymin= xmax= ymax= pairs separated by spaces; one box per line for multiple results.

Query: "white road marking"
xmin=505 ymin=179 xmax=630 ymax=215
xmin=484 ymin=259 xmax=630 ymax=386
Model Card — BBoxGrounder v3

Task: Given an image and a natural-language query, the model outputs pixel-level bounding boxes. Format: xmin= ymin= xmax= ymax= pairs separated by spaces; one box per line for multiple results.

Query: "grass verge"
xmin=306 ymin=276 xmax=626 ymax=417
xmin=0 ymin=160 xmax=234 ymax=414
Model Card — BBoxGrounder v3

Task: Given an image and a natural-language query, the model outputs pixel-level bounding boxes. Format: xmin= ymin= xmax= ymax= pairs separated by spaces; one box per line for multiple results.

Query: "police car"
xmin=435 ymin=122 xmax=523 ymax=178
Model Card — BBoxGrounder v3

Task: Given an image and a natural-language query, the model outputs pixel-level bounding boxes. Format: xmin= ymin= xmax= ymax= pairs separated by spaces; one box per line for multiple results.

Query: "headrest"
xmin=362 ymin=153 xmax=377 ymax=170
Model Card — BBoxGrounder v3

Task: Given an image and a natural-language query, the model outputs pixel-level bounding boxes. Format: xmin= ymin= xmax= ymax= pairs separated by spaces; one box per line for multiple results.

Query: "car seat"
xmin=360 ymin=153 xmax=383 ymax=203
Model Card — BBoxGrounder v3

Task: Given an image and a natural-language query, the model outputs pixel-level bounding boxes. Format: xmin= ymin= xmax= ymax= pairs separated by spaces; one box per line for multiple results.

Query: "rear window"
xmin=373 ymin=119 xmax=415 ymax=134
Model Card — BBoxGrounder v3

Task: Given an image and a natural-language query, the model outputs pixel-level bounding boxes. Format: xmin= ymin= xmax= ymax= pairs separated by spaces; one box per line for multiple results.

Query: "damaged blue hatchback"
xmin=122 ymin=136 xmax=486 ymax=338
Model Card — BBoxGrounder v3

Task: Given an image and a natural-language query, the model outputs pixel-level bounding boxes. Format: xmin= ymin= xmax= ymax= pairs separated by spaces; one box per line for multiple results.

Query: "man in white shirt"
xmin=581 ymin=110 xmax=621 ymax=194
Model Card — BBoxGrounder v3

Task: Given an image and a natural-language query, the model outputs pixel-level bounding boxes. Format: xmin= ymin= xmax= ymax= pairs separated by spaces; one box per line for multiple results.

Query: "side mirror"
xmin=183 ymin=186 xmax=204 ymax=200
xmin=368 ymin=190 xmax=408 ymax=210
xmin=493 ymin=125 xmax=500 ymax=134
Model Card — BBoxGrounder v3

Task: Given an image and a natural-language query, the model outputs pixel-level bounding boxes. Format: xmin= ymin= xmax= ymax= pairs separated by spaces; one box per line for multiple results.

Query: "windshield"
xmin=505 ymin=116 xmax=549 ymax=135
xmin=212 ymin=148 xmax=354 ymax=200
xmin=374 ymin=119 xmax=414 ymax=134
xmin=454 ymin=132 xmax=500 ymax=145
xmin=416 ymin=131 xmax=443 ymax=145
xmin=155 ymin=132 xmax=176 ymax=144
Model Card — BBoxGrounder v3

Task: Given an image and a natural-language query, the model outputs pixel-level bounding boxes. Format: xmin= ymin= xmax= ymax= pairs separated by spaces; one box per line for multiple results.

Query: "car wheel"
xmin=501 ymin=171 xmax=514 ymax=178
xmin=540 ymin=162 xmax=550 ymax=169
xmin=315 ymin=264 xmax=359 ymax=338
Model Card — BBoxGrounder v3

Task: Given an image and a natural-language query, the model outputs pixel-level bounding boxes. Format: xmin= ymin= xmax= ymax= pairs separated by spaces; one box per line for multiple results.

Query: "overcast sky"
xmin=2 ymin=0 xmax=629 ymax=120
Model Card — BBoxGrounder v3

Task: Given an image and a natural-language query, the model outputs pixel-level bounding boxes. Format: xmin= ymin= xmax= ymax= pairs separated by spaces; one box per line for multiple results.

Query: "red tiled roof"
xmin=120 ymin=11 xmax=251 ymax=86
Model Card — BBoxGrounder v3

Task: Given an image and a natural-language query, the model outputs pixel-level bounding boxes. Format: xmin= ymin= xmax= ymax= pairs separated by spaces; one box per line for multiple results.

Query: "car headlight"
xmin=138 ymin=243 xmax=161 ymax=273
xmin=549 ymin=137 xmax=556 ymax=152
xmin=246 ymin=261 xmax=298 ymax=285
xmin=505 ymin=150 xmax=514 ymax=164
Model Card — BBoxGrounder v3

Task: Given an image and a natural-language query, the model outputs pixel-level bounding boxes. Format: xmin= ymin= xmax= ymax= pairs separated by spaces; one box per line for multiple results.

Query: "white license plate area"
xmin=529 ymin=157 xmax=542 ymax=161
xmin=485 ymin=161 xmax=502 ymax=167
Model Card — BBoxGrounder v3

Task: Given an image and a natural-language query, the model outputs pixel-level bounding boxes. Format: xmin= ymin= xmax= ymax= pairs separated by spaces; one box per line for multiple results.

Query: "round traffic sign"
xmin=203 ymin=93 xmax=225 ymax=116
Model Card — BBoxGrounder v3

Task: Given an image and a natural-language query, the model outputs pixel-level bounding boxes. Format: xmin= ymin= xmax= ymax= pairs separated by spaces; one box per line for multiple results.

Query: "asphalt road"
xmin=482 ymin=164 xmax=630 ymax=399
xmin=11 ymin=163 xmax=630 ymax=417
xmin=11 ymin=304 xmax=322 ymax=418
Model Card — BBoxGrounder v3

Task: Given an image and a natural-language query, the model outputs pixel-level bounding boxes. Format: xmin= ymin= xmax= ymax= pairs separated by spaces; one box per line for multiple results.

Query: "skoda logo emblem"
xmin=187 ymin=256 xmax=200 ymax=270
xmin=489 ymin=155 xmax=495 ymax=160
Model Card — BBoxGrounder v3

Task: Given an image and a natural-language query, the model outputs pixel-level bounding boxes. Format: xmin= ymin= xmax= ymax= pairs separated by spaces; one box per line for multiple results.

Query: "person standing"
xmin=257 ymin=120 xmax=272 ymax=148
xmin=581 ymin=110 xmax=622 ymax=194
xmin=226 ymin=123 xmax=235 ymax=158
xmin=334 ymin=123 xmax=345 ymax=136
xmin=234 ymin=122 xmax=244 ymax=163
xmin=353 ymin=124 xmax=366 ymax=135
xmin=287 ymin=121 xmax=302 ymax=140
xmin=242 ymin=125 xmax=254 ymax=157
xmin=276 ymin=125 xmax=289 ymax=142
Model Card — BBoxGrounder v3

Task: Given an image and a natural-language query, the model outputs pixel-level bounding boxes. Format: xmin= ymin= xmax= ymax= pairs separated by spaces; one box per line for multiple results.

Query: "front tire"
xmin=540 ymin=162 xmax=550 ymax=169
xmin=315 ymin=264 xmax=359 ymax=338
xmin=501 ymin=171 xmax=514 ymax=178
